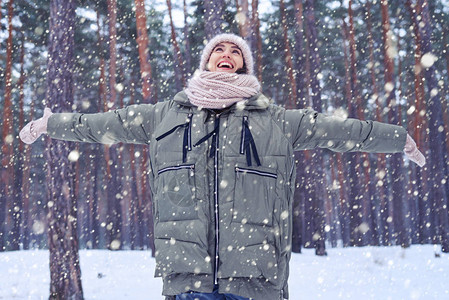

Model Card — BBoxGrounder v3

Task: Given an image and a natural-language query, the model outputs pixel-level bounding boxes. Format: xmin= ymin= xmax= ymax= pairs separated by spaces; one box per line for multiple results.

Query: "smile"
xmin=217 ymin=61 xmax=234 ymax=69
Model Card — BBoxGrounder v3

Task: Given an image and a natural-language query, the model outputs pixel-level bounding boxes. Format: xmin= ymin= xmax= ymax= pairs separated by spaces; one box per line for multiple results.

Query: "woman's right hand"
xmin=19 ymin=107 xmax=53 ymax=144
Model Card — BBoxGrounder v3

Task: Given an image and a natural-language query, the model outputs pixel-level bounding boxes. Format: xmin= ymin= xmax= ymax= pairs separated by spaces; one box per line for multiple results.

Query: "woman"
xmin=20 ymin=33 xmax=425 ymax=300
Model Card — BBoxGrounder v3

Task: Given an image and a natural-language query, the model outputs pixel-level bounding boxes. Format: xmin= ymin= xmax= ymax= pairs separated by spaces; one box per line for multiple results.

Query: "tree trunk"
xmin=93 ymin=10 xmax=106 ymax=250
xmin=45 ymin=0 xmax=83 ymax=298
xmin=183 ymin=0 xmax=192 ymax=77
xmin=106 ymin=0 xmax=123 ymax=250
xmin=204 ymin=0 xmax=225 ymax=39
xmin=339 ymin=20 xmax=353 ymax=247
xmin=293 ymin=0 xmax=307 ymax=108
xmin=290 ymin=0 xmax=308 ymax=253
xmin=1 ymin=0 xmax=15 ymax=252
xmin=251 ymin=0 xmax=263 ymax=83
xmin=127 ymin=78 xmax=141 ymax=249
xmin=22 ymin=98 xmax=35 ymax=250
xmin=236 ymin=0 xmax=251 ymax=39
xmin=303 ymin=0 xmax=326 ymax=255
xmin=381 ymin=0 xmax=409 ymax=247
xmin=167 ymin=0 xmax=186 ymax=90
xmin=410 ymin=0 xmax=449 ymax=252
xmin=280 ymin=0 xmax=297 ymax=108
xmin=134 ymin=0 xmax=154 ymax=103
xmin=342 ymin=5 xmax=364 ymax=246
xmin=366 ymin=0 xmax=388 ymax=245
xmin=15 ymin=33 xmax=26 ymax=249
xmin=349 ymin=1 xmax=377 ymax=246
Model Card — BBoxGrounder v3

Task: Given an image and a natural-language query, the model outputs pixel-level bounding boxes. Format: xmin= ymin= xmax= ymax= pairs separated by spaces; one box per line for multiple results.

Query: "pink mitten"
xmin=404 ymin=134 xmax=426 ymax=167
xmin=19 ymin=107 xmax=53 ymax=144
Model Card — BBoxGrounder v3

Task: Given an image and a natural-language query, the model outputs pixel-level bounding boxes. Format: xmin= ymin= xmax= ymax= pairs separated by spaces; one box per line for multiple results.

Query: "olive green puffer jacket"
xmin=47 ymin=91 xmax=406 ymax=299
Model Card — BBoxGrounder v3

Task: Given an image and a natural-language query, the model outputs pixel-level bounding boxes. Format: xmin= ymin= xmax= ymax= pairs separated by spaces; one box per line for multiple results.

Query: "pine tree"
xmin=45 ymin=0 xmax=84 ymax=298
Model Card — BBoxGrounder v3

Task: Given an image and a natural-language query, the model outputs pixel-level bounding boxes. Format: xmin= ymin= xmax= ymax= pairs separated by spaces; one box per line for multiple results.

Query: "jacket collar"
xmin=173 ymin=90 xmax=272 ymax=112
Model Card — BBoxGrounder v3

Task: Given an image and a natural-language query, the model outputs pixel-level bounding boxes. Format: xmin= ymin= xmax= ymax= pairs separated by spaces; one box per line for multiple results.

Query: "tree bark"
xmin=167 ymin=0 xmax=186 ymax=90
xmin=303 ymin=0 xmax=326 ymax=255
xmin=45 ymin=0 xmax=83 ymax=298
xmin=290 ymin=0 xmax=308 ymax=253
xmin=236 ymin=0 xmax=251 ymax=39
xmin=251 ymin=0 xmax=263 ymax=83
xmin=22 ymin=98 xmax=34 ymax=250
xmin=134 ymin=0 xmax=154 ymax=103
xmin=381 ymin=0 xmax=409 ymax=247
xmin=366 ymin=0 xmax=388 ymax=245
xmin=1 ymin=0 xmax=15 ymax=252
xmin=347 ymin=0 xmax=372 ymax=246
xmin=203 ymin=0 xmax=225 ymax=39
xmin=409 ymin=0 xmax=449 ymax=252
xmin=280 ymin=0 xmax=297 ymax=108
xmin=106 ymin=0 xmax=123 ymax=250
xmin=183 ymin=0 xmax=192 ymax=76
xmin=14 ymin=33 xmax=26 ymax=249
xmin=128 ymin=83 xmax=140 ymax=249
xmin=293 ymin=0 xmax=307 ymax=108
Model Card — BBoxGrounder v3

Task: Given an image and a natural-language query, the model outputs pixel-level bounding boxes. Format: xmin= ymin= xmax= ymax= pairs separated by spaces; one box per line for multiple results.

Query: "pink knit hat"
xmin=199 ymin=33 xmax=254 ymax=75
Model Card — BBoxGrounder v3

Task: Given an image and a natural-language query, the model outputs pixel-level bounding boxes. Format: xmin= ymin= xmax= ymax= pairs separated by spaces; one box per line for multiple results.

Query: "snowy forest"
xmin=1 ymin=0 xmax=449 ymax=298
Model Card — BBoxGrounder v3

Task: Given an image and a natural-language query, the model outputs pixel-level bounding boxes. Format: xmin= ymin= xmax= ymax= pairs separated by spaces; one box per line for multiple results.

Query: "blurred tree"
xmin=204 ymin=0 xmax=226 ymax=39
xmin=167 ymin=0 xmax=186 ymax=90
xmin=44 ymin=0 xmax=83 ymax=298
xmin=1 ymin=0 xmax=17 ymax=251
xmin=408 ymin=0 xmax=449 ymax=252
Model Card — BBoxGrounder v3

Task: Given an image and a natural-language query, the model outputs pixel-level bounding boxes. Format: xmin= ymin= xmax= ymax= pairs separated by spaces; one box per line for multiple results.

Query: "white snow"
xmin=1 ymin=245 xmax=448 ymax=299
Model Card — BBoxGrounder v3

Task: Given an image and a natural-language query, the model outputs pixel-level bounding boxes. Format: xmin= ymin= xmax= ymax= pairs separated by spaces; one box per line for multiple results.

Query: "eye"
xmin=214 ymin=47 xmax=223 ymax=52
xmin=233 ymin=50 xmax=241 ymax=55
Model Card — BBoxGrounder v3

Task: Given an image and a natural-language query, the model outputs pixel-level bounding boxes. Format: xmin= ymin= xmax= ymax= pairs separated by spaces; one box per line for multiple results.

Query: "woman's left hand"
xmin=404 ymin=134 xmax=426 ymax=167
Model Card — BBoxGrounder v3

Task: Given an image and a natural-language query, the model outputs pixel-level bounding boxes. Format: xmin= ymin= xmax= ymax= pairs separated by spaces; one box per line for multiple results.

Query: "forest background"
xmin=0 ymin=0 xmax=449 ymax=297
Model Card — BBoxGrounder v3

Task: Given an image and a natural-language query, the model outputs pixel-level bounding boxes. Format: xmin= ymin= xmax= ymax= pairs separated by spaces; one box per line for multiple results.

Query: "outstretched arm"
xmin=284 ymin=109 xmax=425 ymax=167
xmin=20 ymin=103 xmax=162 ymax=145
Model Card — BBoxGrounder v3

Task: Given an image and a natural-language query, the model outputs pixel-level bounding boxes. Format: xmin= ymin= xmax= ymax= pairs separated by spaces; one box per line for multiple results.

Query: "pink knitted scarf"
xmin=185 ymin=71 xmax=261 ymax=109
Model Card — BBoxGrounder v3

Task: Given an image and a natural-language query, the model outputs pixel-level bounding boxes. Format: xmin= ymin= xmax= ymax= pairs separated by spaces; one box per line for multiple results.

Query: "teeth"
xmin=218 ymin=62 xmax=232 ymax=68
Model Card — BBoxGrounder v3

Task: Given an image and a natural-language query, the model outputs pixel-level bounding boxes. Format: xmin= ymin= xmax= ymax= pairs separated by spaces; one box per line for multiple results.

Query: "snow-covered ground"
xmin=1 ymin=245 xmax=448 ymax=299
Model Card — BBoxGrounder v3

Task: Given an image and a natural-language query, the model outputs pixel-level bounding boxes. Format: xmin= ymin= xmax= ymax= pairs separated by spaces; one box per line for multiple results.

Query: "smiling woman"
xmin=19 ymin=32 xmax=425 ymax=300
xmin=184 ymin=33 xmax=261 ymax=109
xmin=207 ymin=42 xmax=244 ymax=73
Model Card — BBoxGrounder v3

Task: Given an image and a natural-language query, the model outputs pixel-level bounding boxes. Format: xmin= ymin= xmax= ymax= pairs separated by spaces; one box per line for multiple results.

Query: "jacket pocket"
xmin=156 ymin=164 xmax=197 ymax=222
xmin=233 ymin=166 xmax=278 ymax=226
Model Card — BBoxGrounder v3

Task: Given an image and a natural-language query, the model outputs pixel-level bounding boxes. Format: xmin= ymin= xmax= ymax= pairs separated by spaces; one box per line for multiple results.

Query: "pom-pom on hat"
xmin=199 ymin=33 xmax=254 ymax=75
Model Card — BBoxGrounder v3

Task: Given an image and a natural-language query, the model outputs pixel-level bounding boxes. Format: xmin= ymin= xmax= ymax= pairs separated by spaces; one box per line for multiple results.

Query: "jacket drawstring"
xmin=155 ymin=113 xmax=192 ymax=163
xmin=194 ymin=117 xmax=220 ymax=158
xmin=240 ymin=116 xmax=261 ymax=167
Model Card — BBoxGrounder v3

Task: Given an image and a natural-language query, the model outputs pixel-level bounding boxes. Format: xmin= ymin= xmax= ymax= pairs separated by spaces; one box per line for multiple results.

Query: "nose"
xmin=221 ymin=49 xmax=231 ymax=58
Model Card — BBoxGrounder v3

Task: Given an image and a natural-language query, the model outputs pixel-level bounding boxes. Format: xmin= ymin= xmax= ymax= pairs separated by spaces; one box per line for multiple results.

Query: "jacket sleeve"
xmin=47 ymin=103 xmax=167 ymax=144
xmin=284 ymin=108 xmax=407 ymax=153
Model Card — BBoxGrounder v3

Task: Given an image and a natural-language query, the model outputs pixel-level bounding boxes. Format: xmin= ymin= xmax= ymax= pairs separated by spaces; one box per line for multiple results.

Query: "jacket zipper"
xmin=155 ymin=113 xmax=193 ymax=163
xmin=157 ymin=164 xmax=195 ymax=175
xmin=239 ymin=116 xmax=247 ymax=154
xmin=235 ymin=166 xmax=278 ymax=179
xmin=187 ymin=113 xmax=193 ymax=151
xmin=213 ymin=114 xmax=220 ymax=285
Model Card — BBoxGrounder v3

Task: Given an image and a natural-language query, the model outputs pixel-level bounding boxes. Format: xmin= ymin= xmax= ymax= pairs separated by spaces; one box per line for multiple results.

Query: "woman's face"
xmin=207 ymin=42 xmax=244 ymax=73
